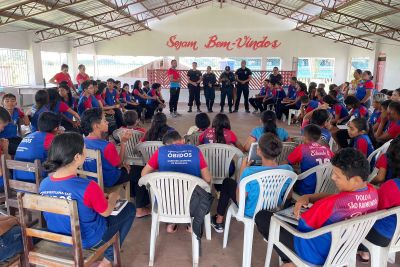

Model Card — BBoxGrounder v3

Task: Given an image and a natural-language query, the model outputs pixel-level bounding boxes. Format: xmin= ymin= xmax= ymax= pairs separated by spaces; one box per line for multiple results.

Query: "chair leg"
xmin=369 ymin=245 xmax=388 ymax=267
xmin=204 ymin=213 xmax=211 ymax=241
xmin=191 ymin=232 xmax=199 ymax=267
xmin=242 ymin=222 xmax=254 ymax=267
xmin=223 ymin=207 xmax=233 ymax=248
xmin=264 ymin=219 xmax=277 ymax=267
xmin=388 ymin=252 xmax=395 ymax=264
xmin=113 ymin=233 xmax=122 ymax=267
xmin=288 ymin=111 xmax=292 ymax=126
xmin=149 ymin=217 xmax=158 ymax=266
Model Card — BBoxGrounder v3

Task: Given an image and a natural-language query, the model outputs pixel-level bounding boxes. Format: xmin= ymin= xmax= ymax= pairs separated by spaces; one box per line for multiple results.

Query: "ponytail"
xmin=212 ymin=113 xmax=231 ymax=144
xmin=261 ymin=110 xmax=277 ymax=137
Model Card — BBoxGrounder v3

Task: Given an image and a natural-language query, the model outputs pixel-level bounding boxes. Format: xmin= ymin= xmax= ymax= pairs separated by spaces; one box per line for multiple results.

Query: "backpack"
xmin=190 ymin=185 xmax=214 ymax=241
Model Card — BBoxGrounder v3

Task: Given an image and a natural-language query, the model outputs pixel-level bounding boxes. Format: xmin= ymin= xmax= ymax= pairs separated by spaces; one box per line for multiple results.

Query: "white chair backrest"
xmin=184 ymin=132 xmax=202 ymax=146
xmin=368 ymin=139 xmax=392 ymax=165
xmin=135 ymin=141 xmax=163 ymax=162
xmin=276 ymin=142 xmax=296 ymax=165
xmin=323 ymin=211 xmax=384 ymax=267
xmin=298 ymin=163 xmax=337 ymax=195
xmin=291 ymin=136 xmax=303 ymax=147
xmin=139 ymin=172 xmax=210 ymax=220
xmin=381 ymin=206 xmax=400 ymax=251
xmin=198 ymin=143 xmax=244 ymax=182
xmin=119 ymin=130 xmax=145 ymax=159
xmin=236 ymin=169 xmax=297 ymax=220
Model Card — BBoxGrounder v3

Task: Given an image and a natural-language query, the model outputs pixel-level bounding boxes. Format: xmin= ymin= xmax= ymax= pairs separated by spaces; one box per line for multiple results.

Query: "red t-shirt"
xmin=199 ymin=128 xmax=238 ymax=145
xmin=54 ymin=72 xmax=73 ymax=88
xmin=167 ymin=68 xmax=180 ymax=80
xmin=386 ymin=120 xmax=400 ymax=139
xmin=76 ymin=73 xmax=89 ymax=86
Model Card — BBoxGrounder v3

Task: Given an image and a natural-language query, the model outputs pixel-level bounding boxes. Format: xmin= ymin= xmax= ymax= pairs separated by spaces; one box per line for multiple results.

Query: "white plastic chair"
xmin=223 ymin=169 xmax=297 ymax=267
xmin=198 ymin=143 xmax=244 ymax=185
xmin=135 ymin=141 xmax=163 ymax=163
xmin=276 ymin=142 xmax=296 ymax=165
xmin=184 ymin=131 xmax=202 ymax=146
xmin=288 ymin=109 xmax=300 ymax=125
xmin=361 ymin=206 xmax=400 ymax=267
xmin=265 ymin=210 xmax=385 ymax=267
xmin=138 ymin=172 xmax=211 ymax=267
xmin=367 ymin=139 xmax=392 ymax=167
xmin=291 ymin=136 xmax=303 ymax=147
xmin=115 ymin=130 xmax=145 ymax=166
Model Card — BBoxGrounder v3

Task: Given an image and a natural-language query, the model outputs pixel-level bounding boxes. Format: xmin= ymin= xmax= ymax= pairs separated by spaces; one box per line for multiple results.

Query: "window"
xmin=0 ymin=48 xmax=29 ymax=86
xmin=95 ymin=55 xmax=161 ymax=78
xmin=77 ymin=54 xmax=95 ymax=77
xmin=297 ymin=57 xmax=335 ymax=84
xmin=41 ymin=51 xmax=68 ymax=82
xmin=349 ymin=57 xmax=369 ymax=80
xmin=179 ymin=57 xmax=262 ymax=70
xmin=266 ymin=57 xmax=281 ymax=71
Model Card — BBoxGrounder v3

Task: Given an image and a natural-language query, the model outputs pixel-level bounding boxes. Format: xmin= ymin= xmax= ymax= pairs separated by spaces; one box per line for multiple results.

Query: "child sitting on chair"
xmin=187 ymin=112 xmax=210 ymax=136
xmin=0 ymin=109 xmax=10 ymax=192
xmin=0 ymin=106 xmax=21 ymax=156
xmin=211 ymin=133 xmax=293 ymax=233
xmin=2 ymin=93 xmax=30 ymax=130
xmin=288 ymin=124 xmax=334 ymax=195
xmin=255 ymin=148 xmax=378 ymax=266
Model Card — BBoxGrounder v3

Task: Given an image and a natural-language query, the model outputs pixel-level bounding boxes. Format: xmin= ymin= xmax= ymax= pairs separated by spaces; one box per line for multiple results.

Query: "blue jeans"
xmin=93 ymin=202 xmax=136 ymax=262
xmin=0 ymin=226 xmax=23 ymax=261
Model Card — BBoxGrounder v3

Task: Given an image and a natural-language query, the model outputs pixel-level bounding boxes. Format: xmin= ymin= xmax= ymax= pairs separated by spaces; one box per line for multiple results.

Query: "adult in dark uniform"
xmin=187 ymin=62 xmax=202 ymax=113
xmin=219 ymin=66 xmax=236 ymax=113
xmin=269 ymin=66 xmax=282 ymax=86
xmin=202 ymin=66 xmax=217 ymax=113
xmin=234 ymin=60 xmax=252 ymax=113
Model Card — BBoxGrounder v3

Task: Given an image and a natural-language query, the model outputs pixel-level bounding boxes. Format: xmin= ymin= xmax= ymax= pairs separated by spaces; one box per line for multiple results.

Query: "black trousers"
xmin=113 ymin=108 xmax=124 ymax=128
xmin=359 ymin=227 xmax=391 ymax=252
xmin=255 ymin=210 xmax=295 ymax=263
xmin=220 ymin=87 xmax=233 ymax=109
xmin=169 ymin=87 xmax=180 ymax=112
xmin=235 ymin=84 xmax=250 ymax=111
xmin=249 ymin=97 xmax=265 ymax=111
xmin=204 ymin=86 xmax=215 ymax=111
xmin=216 ymin=178 xmax=237 ymax=216
xmin=188 ymin=84 xmax=201 ymax=108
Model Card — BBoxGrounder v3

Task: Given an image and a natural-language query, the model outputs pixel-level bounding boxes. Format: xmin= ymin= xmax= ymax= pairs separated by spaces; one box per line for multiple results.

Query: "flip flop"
xmin=357 ymin=254 xmax=370 ymax=264
xmin=167 ymin=224 xmax=178 ymax=233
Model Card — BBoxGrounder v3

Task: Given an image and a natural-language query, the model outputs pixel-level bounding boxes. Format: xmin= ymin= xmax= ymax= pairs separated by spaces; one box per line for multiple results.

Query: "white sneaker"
xmin=175 ymin=111 xmax=182 ymax=116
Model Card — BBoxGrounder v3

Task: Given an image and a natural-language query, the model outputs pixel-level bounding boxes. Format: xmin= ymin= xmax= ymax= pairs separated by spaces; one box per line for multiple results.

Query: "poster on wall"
xmin=375 ymin=53 xmax=386 ymax=91
xmin=166 ymin=34 xmax=281 ymax=51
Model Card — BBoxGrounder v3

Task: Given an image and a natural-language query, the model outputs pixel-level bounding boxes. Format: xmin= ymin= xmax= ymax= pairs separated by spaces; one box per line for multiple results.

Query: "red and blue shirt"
xmin=104 ymin=89 xmax=118 ymax=106
xmin=199 ymin=128 xmax=238 ymax=145
xmin=352 ymin=134 xmax=374 ymax=158
xmin=133 ymin=88 xmax=147 ymax=105
xmin=30 ymin=105 xmax=49 ymax=132
xmin=373 ymin=179 xmax=400 ymax=239
xmin=369 ymin=109 xmax=381 ymax=126
xmin=10 ymin=107 xmax=25 ymax=125
xmin=14 ymin=131 xmax=55 ymax=182
xmin=350 ymin=105 xmax=368 ymax=119
xmin=385 ymin=120 xmax=400 ymax=139
xmin=305 ymin=100 xmax=319 ymax=113
xmin=77 ymin=95 xmax=95 ymax=115
xmin=83 ymin=137 xmax=121 ymax=187
xmin=375 ymin=154 xmax=393 ymax=181
xmin=355 ymin=80 xmax=374 ymax=102
xmin=330 ymin=103 xmax=349 ymax=120
xmin=39 ymin=175 xmax=107 ymax=248
xmin=148 ymin=144 xmax=207 ymax=178
xmin=288 ymin=142 xmax=334 ymax=195
xmin=0 ymin=123 xmax=18 ymax=139
xmin=287 ymin=85 xmax=297 ymax=100
xmin=146 ymin=89 xmax=161 ymax=106
xmin=294 ymin=184 xmax=378 ymax=265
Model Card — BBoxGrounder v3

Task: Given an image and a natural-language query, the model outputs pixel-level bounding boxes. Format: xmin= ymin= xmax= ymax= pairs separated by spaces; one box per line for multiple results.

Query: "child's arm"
xmin=118 ymin=130 xmax=133 ymax=167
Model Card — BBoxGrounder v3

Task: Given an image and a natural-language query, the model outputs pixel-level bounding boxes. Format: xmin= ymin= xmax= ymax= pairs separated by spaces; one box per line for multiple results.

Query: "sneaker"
xmin=211 ymin=215 xmax=224 ymax=233
xmin=229 ymin=108 xmax=233 ymax=113
xmin=232 ymin=109 xmax=238 ymax=113
xmin=174 ymin=111 xmax=182 ymax=116
xmin=220 ymin=108 xmax=224 ymax=113
xmin=252 ymin=110 xmax=259 ymax=114
xmin=197 ymin=109 xmax=202 ymax=113
xmin=245 ymin=109 xmax=250 ymax=113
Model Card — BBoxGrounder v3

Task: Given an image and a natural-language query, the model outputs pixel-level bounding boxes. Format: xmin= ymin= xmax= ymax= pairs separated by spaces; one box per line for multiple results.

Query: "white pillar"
xmin=28 ymin=40 xmax=43 ymax=85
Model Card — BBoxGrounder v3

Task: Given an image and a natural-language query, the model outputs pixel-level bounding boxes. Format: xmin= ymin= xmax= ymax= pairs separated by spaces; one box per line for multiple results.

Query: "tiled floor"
xmin=120 ymin=104 xmax=399 ymax=267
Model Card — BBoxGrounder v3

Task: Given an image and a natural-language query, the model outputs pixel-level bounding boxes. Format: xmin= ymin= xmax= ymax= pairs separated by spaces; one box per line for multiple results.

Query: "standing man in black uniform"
xmin=187 ymin=62 xmax=202 ymax=113
xmin=234 ymin=60 xmax=252 ymax=113
xmin=269 ymin=66 xmax=282 ymax=86
xmin=202 ymin=66 xmax=217 ymax=113
xmin=219 ymin=66 xmax=236 ymax=113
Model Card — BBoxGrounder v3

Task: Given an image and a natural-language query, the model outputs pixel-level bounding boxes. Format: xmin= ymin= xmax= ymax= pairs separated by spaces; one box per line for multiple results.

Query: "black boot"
xmin=210 ymin=100 xmax=214 ymax=112
xmin=188 ymin=107 xmax=192 ymax=113
xmin=229 ymin=107 xmax=233 ymax=113
xmin=220 ymin=106 xmax=224 ymax=113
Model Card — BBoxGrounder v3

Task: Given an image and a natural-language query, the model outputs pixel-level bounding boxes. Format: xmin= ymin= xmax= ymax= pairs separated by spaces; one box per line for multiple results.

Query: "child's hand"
xmin=246 ymin=159 xmax=254 ymax=167
xmin=294 ymin=195 xmax=310 ymax=219
xmin=0 ymin=138 xmax=9 ymax=153
xmin=120 ymin=130 xmax=133 ymax=143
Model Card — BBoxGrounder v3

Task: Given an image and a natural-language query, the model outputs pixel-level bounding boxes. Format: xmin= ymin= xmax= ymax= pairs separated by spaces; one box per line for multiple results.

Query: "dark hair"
xmin=43 ymin=132 xmax=84 ymax=173
xmin=81 ymin=80 xmax=92 ymax=92
xmin=78 ymin=64 xmax=85 ymax=70
xmin=115 ymin=80 xmax=121 ymax=85
xmin=143 ymin=81 xmax=149 ymax=86
xmin=387 ymin=91 xmax=393 ymax=97
xmin=107 ymin=78 xmax=115 ymax=83
xmin=133 ymin=80 xmax=142 ymax=90
xmin=329 ymin=89 xmax=338 ymax=98
xmin=291 ymin=77 xmax=297 ymax=82
xmin=380 ymin=89 xmax=388 ymax=95
xmin=355 ymin=69 xmax=362 ymax=75
xmin=308 ymin=82 xmax=317 ymax=91
xmin=394 ymin=88 xmax=400 ymax=94
xmin=297 ymin=81 xmax=307 ymax=93
xmin=0 ymin=106 xmax=11 ymax=123
xmin=123 ymin=110 xmax=138 ymax=126
xmin=162 ymin=131 xmax=182 ymax=145
xmin=212 ymin=113 xmax=231 ymax=144
xmin=310 ymin=109 xmax=330 ymax=126
xmin=316 ymin=88 xmax=327 ymax=98
xmin=123 ymin=83 xmax=129 ymax=89
xmin=61 ymin=64 xmax=68 ymax=70
xmin=363 ymin=70 xmax=373 ymax=80
xmin=195 ymin=113 xmax=210 ymax=130
xmin=304 ymin=124 xmax=321 ymax=142
xmin=331 ymin=148 xmax=370 ymax=181
xmin=81 ymin=108 xmax=103 ymax=136
xmin=35 ymin=90 xmax=49 ymax=110
xmin=151 ymin=83 xmax=161 ymax=90
xmin=260 ymin=110 xmax=278 ymax=137
xmin=323 ymin=95 xmax=338 ymax=106
xmin=381 ymin=99 xmax=392 ymax=110
xmin=344 ymin=95 xmax=360 ymax=108
xmin=2 ymin=93 xmax=16 ymax=102
xmin=47 ymin=88 xmax=60 ymax=111
xmin=38 ymin=112 xmax=60 ymax=132
xmin=97 ymin=82 xmax=106 ymax=95
xmin=92 ymin=80 xmax=98 ymax=86
xmin=258 ymin=133 xmax=282 ymax=160
xmin=387 ymin=137 xmax=400 ymax=177
xmin=389 ymin=101 xmax=400 ymax=115
xmin=264 ymin=79 xmax=270 ymax=83
xmin=329 ymin=84 xmax=338 ymax=91
xmin=300 ymin=95 xmax=310 ymax=104
xmin=350 ymin=117 xmax=369 ymax=132
xmin=344 ymin=82 xmax=350 ymax=87
xmin=145 ymin=113 xmax=170 ymax=141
